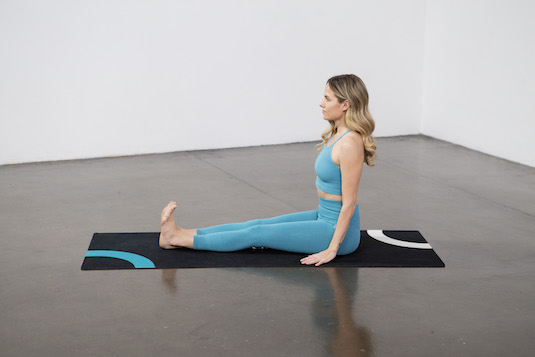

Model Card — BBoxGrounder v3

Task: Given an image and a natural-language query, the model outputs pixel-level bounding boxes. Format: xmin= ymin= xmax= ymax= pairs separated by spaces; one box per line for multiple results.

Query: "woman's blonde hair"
xmin=317 ymin=74 xmax=376 ymax=166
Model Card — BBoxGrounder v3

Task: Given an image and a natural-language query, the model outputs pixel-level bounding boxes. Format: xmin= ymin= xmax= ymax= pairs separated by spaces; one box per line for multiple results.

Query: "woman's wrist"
xmin=327 ymin=245 xmax=339 ymax=254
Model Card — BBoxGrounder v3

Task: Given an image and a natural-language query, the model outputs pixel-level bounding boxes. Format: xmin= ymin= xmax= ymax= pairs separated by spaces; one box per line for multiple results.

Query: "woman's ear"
xmin=342 ymin=100 xmax=350 ymax=112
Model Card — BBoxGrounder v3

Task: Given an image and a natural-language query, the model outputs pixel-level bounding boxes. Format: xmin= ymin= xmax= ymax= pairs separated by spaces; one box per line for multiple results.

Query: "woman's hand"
xmin=300 ymin=249 xmax=337 ymax=267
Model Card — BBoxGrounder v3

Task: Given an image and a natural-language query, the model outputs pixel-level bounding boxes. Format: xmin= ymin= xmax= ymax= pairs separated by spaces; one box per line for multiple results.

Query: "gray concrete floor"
xmin=1 ymin=135 xmax=534 ymax=356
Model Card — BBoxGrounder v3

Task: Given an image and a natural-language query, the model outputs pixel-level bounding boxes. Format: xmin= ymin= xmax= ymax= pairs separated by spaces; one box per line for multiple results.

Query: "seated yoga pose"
xmin=159 ymin=74 xmax=376 ymax=266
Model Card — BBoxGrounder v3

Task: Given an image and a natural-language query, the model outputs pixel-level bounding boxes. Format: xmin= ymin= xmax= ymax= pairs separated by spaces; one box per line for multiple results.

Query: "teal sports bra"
xmin=314 ymin=130 xmax=352 ymax=196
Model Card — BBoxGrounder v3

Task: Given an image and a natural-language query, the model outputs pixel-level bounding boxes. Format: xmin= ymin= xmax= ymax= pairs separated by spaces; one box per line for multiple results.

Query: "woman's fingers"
xmin=300 ymin=251 xmax=336 ymax=266
xmin=301 ymin=253 xmax=324 ymax=266
xmin=300 ymin=254 xmax=317 ymax=265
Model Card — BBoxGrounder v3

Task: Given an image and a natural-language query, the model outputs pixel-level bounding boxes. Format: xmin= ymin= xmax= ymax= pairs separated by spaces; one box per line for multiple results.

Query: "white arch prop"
xmin=366 ymin=230 xmax=432 ymax=249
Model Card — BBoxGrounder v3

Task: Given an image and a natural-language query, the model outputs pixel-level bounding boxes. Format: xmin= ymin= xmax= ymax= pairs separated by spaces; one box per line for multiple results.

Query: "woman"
xmin=159 ymin=74 xmax=376 ymax=266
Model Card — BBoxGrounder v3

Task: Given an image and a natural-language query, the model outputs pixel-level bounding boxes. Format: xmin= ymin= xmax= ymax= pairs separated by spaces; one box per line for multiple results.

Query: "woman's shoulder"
xmin=341 ymin=131 xmax=364 ymax=148
xmin=338 ymin=131 xmax=365 ymax=159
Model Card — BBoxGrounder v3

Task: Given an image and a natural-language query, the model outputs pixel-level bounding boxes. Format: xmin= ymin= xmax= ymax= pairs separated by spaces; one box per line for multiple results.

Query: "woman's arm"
xmin=300 ymin=134 xmax=364 ymax=266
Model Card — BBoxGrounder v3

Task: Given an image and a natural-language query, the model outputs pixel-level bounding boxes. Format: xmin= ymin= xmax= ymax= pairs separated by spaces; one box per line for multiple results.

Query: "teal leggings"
xmin=194 ymin=198 xmax=360 ymax=255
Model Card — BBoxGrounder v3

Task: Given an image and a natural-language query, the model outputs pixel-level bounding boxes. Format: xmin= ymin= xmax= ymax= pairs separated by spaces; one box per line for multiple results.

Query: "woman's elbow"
xmin=342 ymin=200 xmax=358 ymax=211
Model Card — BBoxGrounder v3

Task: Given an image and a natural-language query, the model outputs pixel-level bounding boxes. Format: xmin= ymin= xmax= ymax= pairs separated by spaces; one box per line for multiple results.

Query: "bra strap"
xmin=329 ymin=130 xmax=353 ymax=147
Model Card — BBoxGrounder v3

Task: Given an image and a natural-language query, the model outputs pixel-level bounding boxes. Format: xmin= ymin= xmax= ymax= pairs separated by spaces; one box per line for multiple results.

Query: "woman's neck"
xmin=333 ymin=117 xmax=348 ymax=133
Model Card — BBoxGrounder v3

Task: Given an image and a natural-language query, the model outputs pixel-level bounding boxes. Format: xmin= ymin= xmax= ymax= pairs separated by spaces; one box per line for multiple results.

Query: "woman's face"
xmin=319 ymin=84 xmax=348 ymax=122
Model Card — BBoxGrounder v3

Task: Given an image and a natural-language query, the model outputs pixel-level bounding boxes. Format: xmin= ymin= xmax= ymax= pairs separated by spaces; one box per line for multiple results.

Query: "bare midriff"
xmin=317 ymin=188 xmax=343 ymax=201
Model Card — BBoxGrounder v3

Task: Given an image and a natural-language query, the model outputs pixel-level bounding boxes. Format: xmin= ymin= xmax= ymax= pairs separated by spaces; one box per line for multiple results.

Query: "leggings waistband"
xmin=318 ymin=197 xmax=345 ymax=226
xmin=318 ymin=197 xmax=360 ymax=226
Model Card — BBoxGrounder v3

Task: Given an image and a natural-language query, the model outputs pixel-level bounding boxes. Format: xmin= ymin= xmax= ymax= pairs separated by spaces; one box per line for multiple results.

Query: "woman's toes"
xmin=161 ymin=203 xmax=177 ymax=225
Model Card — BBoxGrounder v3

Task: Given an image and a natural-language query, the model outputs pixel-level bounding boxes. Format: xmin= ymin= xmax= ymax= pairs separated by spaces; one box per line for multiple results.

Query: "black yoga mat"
xmin=81 ymin=230 xmax=444 ymax=270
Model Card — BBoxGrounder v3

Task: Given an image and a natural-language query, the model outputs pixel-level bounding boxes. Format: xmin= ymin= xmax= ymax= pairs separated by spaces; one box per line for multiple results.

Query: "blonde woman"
xmin=159 ymin=74 xmax=376 ymax=266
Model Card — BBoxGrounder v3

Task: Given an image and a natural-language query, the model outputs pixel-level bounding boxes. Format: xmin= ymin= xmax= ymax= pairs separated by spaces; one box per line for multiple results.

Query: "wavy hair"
xmin=317 ymin=74 xmax=376 ymax=166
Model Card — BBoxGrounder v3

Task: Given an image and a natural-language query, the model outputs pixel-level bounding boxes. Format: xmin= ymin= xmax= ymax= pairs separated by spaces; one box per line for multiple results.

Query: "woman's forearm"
xmin=327 ymin=203 xmax=357 ymax=252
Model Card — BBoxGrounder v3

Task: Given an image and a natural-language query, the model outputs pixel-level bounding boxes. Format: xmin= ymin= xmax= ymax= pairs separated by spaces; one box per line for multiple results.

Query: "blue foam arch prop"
xmin=86 ymin=250 xmax=155 ymax=268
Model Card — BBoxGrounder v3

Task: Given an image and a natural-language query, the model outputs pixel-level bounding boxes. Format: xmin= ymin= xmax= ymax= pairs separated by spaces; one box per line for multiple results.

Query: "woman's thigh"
xmin=197 ymin=210 xmax=318 ymax=235
xmin=194 ymin=219 xmax=335 ymax=254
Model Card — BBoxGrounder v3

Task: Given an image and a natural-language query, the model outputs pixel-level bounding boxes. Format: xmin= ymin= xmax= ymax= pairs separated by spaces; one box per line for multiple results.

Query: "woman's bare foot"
xmin=159 ymin=201 xmax=194 ymax=249
xmin=159 ymin=201 xmax=179 ymax=249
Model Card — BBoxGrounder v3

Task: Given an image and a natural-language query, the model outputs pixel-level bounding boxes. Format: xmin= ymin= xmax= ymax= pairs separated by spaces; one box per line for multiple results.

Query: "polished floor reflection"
xmin=161 ymin=267 xmax=372 ymax=356
xmin=1 ymin=135 xmax=534 ymax=356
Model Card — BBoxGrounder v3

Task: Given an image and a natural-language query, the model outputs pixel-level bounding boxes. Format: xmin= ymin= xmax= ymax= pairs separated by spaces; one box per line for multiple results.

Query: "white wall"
xmin=0 ymin=0 xmax=426 ymax=165
xmin=422 ymin=0 xmax=535 ymax=167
